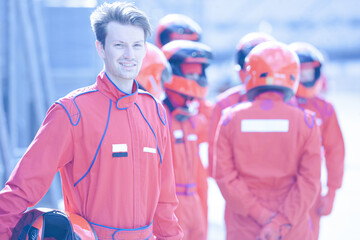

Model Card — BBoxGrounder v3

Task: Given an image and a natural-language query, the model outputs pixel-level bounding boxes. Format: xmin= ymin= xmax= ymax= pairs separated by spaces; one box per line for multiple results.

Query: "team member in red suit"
xmin=136 ymin=42 xmax=172 ymax=100
xmin=214 ymin=41 xmax=322 ymax=240
xmin=156 ymin=14 xmax=211 ymax=231
xmin=208 ymin=32 xmax=275 ymax=177
xmin=162 ymin=40 xmax=212 ymax=240
xmin=0 ymin=2 xmax=183 ymax=239
xmin=290 ymin=42 xmax=345 ymax=240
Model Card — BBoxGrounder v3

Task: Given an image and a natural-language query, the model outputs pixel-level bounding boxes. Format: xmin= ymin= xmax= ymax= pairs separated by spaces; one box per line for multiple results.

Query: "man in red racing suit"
xmin=208 ymin=32 xmax=275 ymax=178
xmin=0 ymin=71 xmax=183 ymax=240
xmin=0 ymin=2 xmax=183 ymax=239
xmin=290 ymin=41 xmax=345 ymax=239
xmin=214 ymin=41 xmax=322 ymax=240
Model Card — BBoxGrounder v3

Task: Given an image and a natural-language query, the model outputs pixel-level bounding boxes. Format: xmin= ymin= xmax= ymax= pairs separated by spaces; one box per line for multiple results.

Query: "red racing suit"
xmin=215 ymin=92 xmax=322 ymax=240
xmin=0 ymin=72 xmax=183 ymax=240
xmin=296 ymin=96 xmax=345 ymax=239
xmin=192 ymin=98 xmax=213 ymax=230
xmin=208 ymin=85 xmax=247 ymax=177
xmin=196 ymin=99 xmax=213 ymax=143
xmin=163 ymin=98 xmax=207 ymax=240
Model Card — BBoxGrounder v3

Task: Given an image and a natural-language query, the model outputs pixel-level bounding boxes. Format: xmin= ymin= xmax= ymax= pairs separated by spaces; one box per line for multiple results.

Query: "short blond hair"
xmin=90 ymin=2 xmax=152 ymax=46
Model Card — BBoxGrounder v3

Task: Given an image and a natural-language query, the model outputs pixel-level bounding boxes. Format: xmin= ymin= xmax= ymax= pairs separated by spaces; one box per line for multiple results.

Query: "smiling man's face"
xmin=97 ymin=21 xmax=146 ymax=83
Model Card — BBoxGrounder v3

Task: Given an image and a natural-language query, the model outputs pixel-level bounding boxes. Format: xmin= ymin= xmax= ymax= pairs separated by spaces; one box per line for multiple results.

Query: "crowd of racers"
xmin=0 ymin=3 xmax=344 ymax=240
xmin=139 ymin=13 xmax=344 ymax=240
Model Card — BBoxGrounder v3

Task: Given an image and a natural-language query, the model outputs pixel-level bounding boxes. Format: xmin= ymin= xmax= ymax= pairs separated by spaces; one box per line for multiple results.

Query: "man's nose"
xmin=124 ymin=46 xmax=135 ymax=59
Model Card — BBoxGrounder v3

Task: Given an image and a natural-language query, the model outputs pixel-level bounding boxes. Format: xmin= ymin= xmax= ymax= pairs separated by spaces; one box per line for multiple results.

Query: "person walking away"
xmin=214 ymin=41 xmax=322 ymax=240
xmin=289 ymin=42 xmax=345 ymax=240
xmin=208 ymin=32 xmax=275 ymax=178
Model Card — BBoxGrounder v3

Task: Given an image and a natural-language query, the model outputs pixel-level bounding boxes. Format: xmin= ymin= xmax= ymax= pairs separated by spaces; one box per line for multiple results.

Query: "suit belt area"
xmin=90 ymin=221 xmax=153 ymax=240
xmin=175 ymin=183 xmax=197 ymax=196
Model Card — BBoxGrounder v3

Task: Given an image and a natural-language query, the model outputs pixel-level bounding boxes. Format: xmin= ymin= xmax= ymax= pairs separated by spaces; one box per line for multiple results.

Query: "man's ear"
xmin=95 ymin=40 xmax=105 ymax=59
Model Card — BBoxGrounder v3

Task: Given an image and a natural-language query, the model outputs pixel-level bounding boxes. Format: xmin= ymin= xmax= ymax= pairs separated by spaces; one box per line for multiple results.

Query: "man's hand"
xmin=317 ymin=188 xmax=336 ymax=216
xmin=249 ymin=202 xmax=277 ymax=226
xmin=257 ymin=222 xmax=280 ymax=240
xmin=256 ymin=213 xmax=291 ymax=240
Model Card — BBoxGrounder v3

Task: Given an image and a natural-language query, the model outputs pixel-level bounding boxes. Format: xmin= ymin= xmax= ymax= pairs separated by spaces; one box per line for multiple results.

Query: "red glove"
xmin=317 ymin=188 xmax=336 ymax=216
xmin=249 ymin=202 xmax=276 ymax=226
xmin=257 ymin=213 xmax=291 ymax=240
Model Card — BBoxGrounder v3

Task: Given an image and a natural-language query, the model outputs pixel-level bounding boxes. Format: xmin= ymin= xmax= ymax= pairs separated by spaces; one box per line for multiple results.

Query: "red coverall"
xmin=0 ymin=72 xmax=183 ymax=240
xmin=193 ymin=98 xmax=213 ymax=230
xmin=215 ymin=92 xmax=322 ymax=240
xmin=297 ymin=96 xmax=345 ymax=239
xmin=164 ymin=100 xmax=207 ymax=240
xmin=208 ymin=85 xmax=247 ymax=177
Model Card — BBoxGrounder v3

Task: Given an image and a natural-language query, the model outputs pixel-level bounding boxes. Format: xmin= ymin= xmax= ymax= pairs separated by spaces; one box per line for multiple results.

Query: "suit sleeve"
xmin=208 ymin=102 xmax=224 ymax=178
xmin=321 ymin=104 xmax=345 ymax=190
xmin=196 ymin=102 xmax=212 ymax=144
xmin=153 ymin=123 xmax=183 ymax=240
xmin=214 ymin=113 xmax=270 ymax=219
xmin=196 ymin=154 xmax=208 ymax=228
xmin=278 ymin=113 xmax=322 ymax=225
xmin=0 ymin=104 xmax=74 ymax=239
xmin=194 ymin=113 xmax=209 ymax=225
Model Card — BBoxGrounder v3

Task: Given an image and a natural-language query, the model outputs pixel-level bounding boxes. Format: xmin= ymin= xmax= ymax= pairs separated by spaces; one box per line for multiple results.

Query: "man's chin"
xmin=120 ymin=71 xmax=140 ymax=81
xmin=114 ymin=74 xmax=137 ymax=82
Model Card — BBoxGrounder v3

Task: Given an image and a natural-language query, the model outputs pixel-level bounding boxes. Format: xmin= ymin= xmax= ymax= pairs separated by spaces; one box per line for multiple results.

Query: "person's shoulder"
xmin=137 ymin=89 xmax=165 ymax=109
xmin=59 ymin=85 xmax=98 ymax=102
xmin=219 ymin=101 xmax=252 ymax=127
xmin=233 ymin=100 xmax=252 ymax=110
xmin=299 ymin=96 xmax=335 ymax=120
xmin=271 ymin=98 xmax=316 ymax=129
xmin=215 ymin=84 xmax=245 ymax=104
xmin=138 ymin=89 xmax=159 ymax=100
xmin=54 ymin=84 xmax=97 ymax=126
xmin=286 ymin=98 xmax=315 ymax=115
xmin=137 ymin=90 xmax=167 ymax=126
xmin=313 ymin=95 xmax=335 ymax=110
xmin=55 ymin=84 xmax=98 ymax=110
xmin=301 ymin=108 xmax=318 ymax=129
xmin=292 ymin=106 xmax=317 ymax=129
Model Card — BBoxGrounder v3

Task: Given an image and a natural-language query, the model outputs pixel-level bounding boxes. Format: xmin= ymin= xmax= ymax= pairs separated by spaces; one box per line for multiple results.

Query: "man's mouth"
xmin=120 ymin=62 xmax=136 ymax=67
